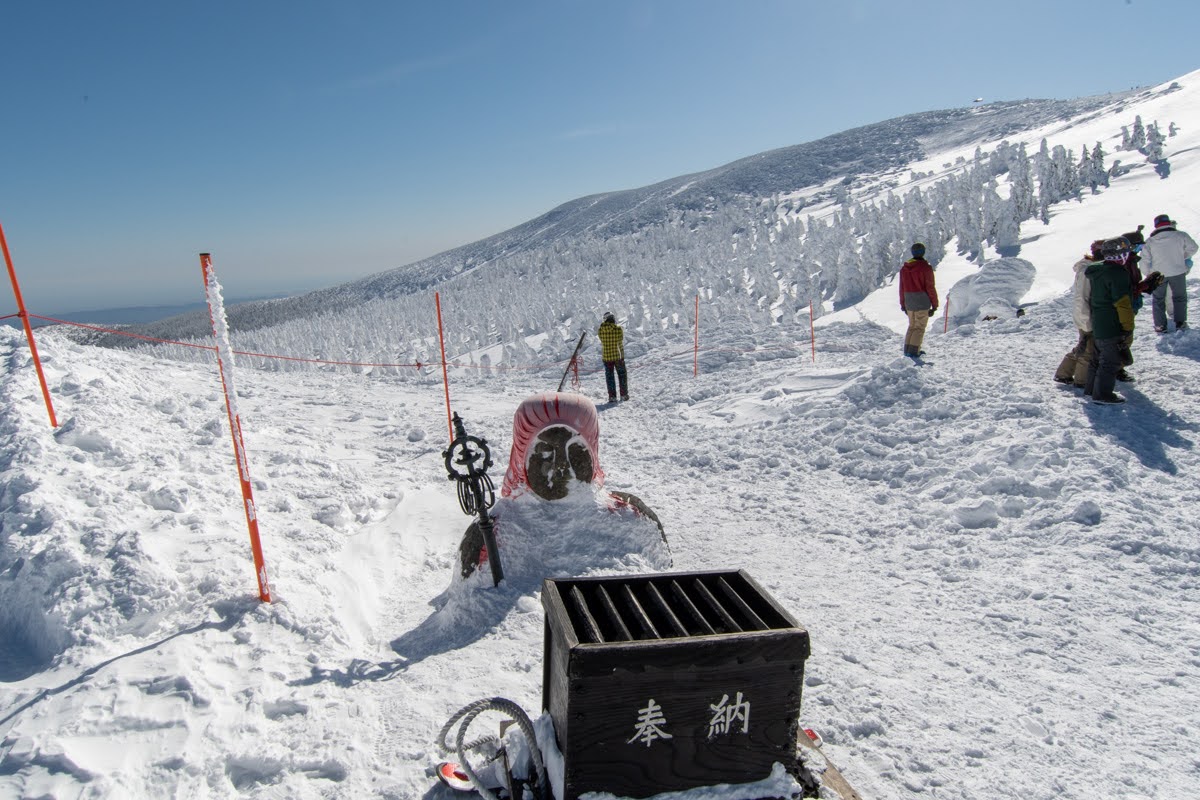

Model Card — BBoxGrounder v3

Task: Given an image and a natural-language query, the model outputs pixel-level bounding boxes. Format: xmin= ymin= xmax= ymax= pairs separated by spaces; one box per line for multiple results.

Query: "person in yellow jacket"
xmin=597 ymin=312 xmax=628 ymax=402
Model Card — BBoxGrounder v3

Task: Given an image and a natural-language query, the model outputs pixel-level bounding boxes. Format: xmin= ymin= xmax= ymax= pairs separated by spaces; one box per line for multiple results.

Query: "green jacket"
xmin=1086 ymin=260 xmax=1134 ymax=340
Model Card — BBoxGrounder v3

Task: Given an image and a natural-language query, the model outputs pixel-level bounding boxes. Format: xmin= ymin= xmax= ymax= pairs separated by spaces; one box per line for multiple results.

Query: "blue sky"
xmin=3 ymin=0 xmax=1198 ymax=314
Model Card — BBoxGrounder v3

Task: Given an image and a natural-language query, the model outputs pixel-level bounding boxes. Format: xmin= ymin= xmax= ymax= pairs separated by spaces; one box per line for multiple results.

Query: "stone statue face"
xmin=525 ymin=425 xmax=594 ymax=500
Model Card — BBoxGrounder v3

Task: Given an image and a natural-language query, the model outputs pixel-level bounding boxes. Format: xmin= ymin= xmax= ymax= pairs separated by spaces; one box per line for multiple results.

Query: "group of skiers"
xmin=1055 ymin=213 xmax=1198 ymax=404
xmin=895 ymin=214 xmax=1197 ymax=405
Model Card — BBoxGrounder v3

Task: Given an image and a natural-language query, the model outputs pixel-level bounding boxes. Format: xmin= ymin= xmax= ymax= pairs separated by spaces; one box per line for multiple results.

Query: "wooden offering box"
xmin=541 ymin=570 xmax=810 ymax=800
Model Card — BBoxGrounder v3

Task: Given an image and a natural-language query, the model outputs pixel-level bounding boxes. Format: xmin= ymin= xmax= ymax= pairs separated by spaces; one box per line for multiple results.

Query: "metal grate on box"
xmin=558 ymin=572 xmax=793 ymax=644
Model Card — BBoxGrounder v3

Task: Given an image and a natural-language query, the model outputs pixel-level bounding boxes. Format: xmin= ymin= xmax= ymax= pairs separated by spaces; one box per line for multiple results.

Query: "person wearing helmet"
xmin=1083 ymin=238 xmax=1136 ymax=404
xmin=597 ymin=312 xmax=629 ymax=402
xmin=1141 ymin=214 xmax=1198 ymax=333
xmin=899 ymin=243 xmax=938 ymax=358
xmin=1113 ymin=224 xmax=1165 ymax=381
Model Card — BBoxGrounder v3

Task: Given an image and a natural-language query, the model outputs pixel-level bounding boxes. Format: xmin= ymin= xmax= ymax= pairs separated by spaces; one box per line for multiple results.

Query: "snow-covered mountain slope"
xmin=97 ymin=90 xmax=1128 ymax=346
xmin=90 ymin=70 xmax=1200 ymax=391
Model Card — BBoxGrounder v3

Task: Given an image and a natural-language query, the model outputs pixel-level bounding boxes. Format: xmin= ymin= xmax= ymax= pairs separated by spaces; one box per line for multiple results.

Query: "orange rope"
xmin=27 ymin=314 xmax=215 ymax=348
xmin=17 ymin=313 xmax=818 ymax=374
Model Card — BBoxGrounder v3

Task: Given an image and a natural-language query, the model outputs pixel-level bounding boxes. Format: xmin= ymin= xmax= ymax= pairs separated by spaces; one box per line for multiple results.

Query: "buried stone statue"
xmin=457 ymin=392 xmax=668 ymax=582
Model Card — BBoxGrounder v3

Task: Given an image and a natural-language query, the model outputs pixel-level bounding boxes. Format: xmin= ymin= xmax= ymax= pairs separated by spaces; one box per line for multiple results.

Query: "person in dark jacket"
xmin=597 ymin=312 xmax=628 ymax=402
xmin=1110 ymin=225 xmax=1162 ymax=382
xmin=1084 ymin=238 xmax=1136 ymax=405
xmin=899 ymin=242 xmax=939 ymax=357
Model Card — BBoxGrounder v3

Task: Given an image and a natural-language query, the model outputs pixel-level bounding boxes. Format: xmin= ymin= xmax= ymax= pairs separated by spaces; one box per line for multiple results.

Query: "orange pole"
xmin=435 ymin=292 xmax=453 ymax=444
xmin=201 ymin=253 xmax=271 ymax=603
xmin=693 ymin=294 xmax=699 ymax=377
xmin=0 ymin=221 xmax=58 ymax=427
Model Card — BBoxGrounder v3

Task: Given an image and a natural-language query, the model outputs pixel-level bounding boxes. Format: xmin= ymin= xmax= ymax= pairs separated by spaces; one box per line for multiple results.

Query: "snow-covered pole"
xmin=693 ymin=294 xmax=699 ymax=377
xmin=435 ymin=292 xmax=453 ymax=444
xmin=200 ymin=253 xmax=272 ymax=603
xmin=944 ymin=298 xmax=950 ymax=333
xmin=0 ymin=220 xmax=58 ymax=427
xmin=809 ymin=300 xmax=816 ymax=363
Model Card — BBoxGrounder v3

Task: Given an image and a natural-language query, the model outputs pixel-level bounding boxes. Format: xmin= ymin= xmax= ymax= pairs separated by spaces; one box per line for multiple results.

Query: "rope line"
xmin=12 ymin=312 xmax=817 ymax=374
xmin=27 ymin=315 xmax=216 ymax=349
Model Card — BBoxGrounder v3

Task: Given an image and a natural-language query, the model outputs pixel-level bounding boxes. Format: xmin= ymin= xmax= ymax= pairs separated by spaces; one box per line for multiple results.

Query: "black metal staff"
xmin=444 ymin=412 xmax=503 ymax=586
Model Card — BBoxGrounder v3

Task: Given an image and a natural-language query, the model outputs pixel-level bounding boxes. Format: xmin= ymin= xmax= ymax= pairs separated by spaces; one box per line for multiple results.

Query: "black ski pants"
xmin=1085 ymin=335 xmax=1124 ymax=399
xmin=604 ymin=359 xmax=628 ymax=399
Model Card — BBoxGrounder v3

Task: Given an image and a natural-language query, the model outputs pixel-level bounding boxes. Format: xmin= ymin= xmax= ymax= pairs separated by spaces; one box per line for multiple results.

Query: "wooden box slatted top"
xmin=541 ymin=570 xmax=810 ymax=800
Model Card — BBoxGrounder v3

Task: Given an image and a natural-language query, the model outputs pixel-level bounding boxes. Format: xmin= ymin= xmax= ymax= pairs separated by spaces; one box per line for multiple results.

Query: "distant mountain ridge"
xmin=97 ymin=91 xmax=1130 ymax=347
xmin=6 ymin=295 xmax=286 ymax=334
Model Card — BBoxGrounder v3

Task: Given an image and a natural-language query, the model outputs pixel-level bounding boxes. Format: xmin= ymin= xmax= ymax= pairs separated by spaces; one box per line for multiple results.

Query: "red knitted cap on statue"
xmin=501 ymin=392 xmax=604 ymax=497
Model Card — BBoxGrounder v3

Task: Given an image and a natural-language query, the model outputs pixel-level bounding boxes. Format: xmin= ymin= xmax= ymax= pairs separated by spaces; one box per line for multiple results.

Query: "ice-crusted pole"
xmin=201 ymin=253 xmax=272 ymax=603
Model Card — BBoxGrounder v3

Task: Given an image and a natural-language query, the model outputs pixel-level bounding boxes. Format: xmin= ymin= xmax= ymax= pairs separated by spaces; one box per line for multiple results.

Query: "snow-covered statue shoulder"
xmin=458 ymin=392 xmax=669 ymax=580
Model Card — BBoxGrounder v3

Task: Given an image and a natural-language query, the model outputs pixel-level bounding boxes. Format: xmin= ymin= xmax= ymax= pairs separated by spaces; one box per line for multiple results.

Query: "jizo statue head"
xmin=525 ymin=425 xmax=595 ymax=500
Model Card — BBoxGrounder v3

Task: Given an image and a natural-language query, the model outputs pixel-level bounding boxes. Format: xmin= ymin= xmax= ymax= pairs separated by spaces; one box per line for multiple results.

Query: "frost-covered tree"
xmin=992 ymin=196 xmax=1022 ymax=257
xmin=1034 ymin=138 xmax=1051 ymax=184
xmin=1077 ymin=147 xmax=1094 ymax=194
xmin=1008 ymin=143 xmax=1036 ymax=220
xmin=1130 ymin=115 xmax=1147 ymax=152
xmin=1145 ymin=122 xmax=1166 ymax=163
xmin=1090 ymin=142 xmax=1109 ymax=190
xmin=1057 ymin=145 xmax=1081 ymax=202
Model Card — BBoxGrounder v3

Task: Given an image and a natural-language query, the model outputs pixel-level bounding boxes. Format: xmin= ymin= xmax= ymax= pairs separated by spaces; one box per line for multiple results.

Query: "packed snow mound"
xmin=444 ymin=485 xmax=671 ymax=599
xmin=945 ymin=257 xmax=1037 ymax=322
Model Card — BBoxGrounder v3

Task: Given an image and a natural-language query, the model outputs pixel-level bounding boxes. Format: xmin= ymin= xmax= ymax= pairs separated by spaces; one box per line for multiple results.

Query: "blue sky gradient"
xmin=3 ymin=0 xmax=1197 ymax=313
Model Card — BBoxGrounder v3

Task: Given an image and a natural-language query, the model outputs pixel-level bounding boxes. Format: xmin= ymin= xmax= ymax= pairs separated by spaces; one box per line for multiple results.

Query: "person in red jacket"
xmin=899 ymin=242 xmax=939 ymax=358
